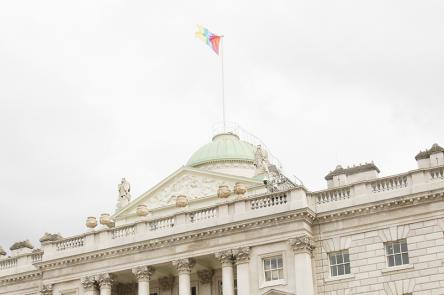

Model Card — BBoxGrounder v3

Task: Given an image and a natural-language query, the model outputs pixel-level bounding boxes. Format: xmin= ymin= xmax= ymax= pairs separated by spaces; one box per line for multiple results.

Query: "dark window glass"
xmin=329 ymin=250 xmax=351 ymax=277
xmin=386 ymin=240 xmax=409 ymax=267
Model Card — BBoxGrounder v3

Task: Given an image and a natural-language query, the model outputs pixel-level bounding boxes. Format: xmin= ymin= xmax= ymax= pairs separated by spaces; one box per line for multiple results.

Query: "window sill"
xmin=381 ymin=264 xmax=414 ymax=274
xmin=324 ymin=273 xmax=355 ymax=283
xmin=260 ymin=279 xmax=287 ymax=289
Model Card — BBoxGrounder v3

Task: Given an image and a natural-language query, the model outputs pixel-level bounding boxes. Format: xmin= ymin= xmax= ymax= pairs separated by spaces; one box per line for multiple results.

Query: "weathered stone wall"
xmin=314 ymin=213 xmax=444 ymax=295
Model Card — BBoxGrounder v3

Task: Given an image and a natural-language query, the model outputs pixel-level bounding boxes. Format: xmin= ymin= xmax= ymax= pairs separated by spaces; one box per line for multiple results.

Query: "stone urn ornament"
xmin=217 ymin=185 xmax=231 ymax=198
xmin=176 ymin=195 xmax=188 ymax=208
xmin=234 ymin=182 xmax=247 ymax=195
xmin=86 ymin=216 xmax=97 ymax=229
xmin=136 ymin=204 xmax=149 ymax=217
xmin=99 ymin=213 xmax=112 ymax=226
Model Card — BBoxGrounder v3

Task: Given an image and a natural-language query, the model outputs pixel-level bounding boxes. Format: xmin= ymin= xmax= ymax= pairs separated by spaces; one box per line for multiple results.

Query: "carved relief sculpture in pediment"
xmin=147 ymin=174 xmax=238 ymax=208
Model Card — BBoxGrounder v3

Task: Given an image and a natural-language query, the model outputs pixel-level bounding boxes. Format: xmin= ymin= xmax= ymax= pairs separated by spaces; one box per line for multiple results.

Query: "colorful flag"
xmin=195 ymin=25 xmax=222 ymax=55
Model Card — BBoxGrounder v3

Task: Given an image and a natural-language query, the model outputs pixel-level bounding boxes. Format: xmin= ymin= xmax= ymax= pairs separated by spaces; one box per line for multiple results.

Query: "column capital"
xmin=40 ymin=284 xmax=53 ymax=295
xmin=159 ymin=276 xmax=175 ymax=291
xmin=288 ymin=235 xmax=315 ymax=255
xmin=132 ymin=266 xmax=155 ymax=282
xmin=232 ymin=247 xmax=250 ymax=265
xmin=215 ymin=250 xmax=234 ymax=266
xmin=197 ymin=269 xmax=214 ymax=284
xmin=172 ymin=258 xmax=195 ymax=274
xmin=96 ymin=273 xmax=113 ymax=289
xmin=81 ymin=276 xmax=98 ymax=291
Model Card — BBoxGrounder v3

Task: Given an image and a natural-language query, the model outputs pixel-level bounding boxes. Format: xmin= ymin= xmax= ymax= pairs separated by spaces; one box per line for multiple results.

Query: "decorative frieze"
xmin=172 ymin=258 xmax=195 ymax=274
xmin=232 ymin=247 xmax=250 ymax=264
xmin=81 ymin=276 xmax=97 ymax=291
xmin=215 ymin=250 xmax=234 ymax=266
xmin=158 ymin=276 xmax=175 ymax=290
xmin=288 ymin=235 xmax=315 ymax=255
xmin=132 ymin=266 xmax=154 ymax=281
xmin=40 ymin=284 xmax=53 ymax=295
xmin=96 ymin=273 xmax=113 ymax=289
xmin=197 ymin=269 xmax=214 ymax=284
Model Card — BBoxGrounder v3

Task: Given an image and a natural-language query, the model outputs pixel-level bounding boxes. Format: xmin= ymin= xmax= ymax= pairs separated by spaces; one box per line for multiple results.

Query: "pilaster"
xmin=288 ymin=234 xmax=315 ymax=256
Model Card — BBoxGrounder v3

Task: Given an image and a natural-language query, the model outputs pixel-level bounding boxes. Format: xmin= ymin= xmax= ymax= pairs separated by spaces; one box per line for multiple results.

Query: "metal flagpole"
xmin=220 ymin=36 xmax=226 ymax=132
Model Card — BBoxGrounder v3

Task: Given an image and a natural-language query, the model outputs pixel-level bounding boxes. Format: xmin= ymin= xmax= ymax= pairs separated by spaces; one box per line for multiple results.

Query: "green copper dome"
xmin=187 ymin=133 xmax=255 ymax=167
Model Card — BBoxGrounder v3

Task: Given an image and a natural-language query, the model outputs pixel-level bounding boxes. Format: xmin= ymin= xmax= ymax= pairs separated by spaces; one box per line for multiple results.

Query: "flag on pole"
xmin=195 ymin=25 xmax=222 ymax=55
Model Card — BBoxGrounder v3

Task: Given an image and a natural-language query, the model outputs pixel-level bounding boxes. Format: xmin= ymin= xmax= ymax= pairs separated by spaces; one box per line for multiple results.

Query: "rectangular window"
xmin=191 ymin=286 xmax=197 ymax=295
xmin=328 ymin=250 xmax=351 ymax=277
xmin=386 ymin=239 xmax=409 ymax=267
xmin=263 ymin=255 xmax=284 ymax=282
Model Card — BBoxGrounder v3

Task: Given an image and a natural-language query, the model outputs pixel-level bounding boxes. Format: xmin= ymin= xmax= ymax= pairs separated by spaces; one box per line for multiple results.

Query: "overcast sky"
xmin=0 ymin=0 xmax=443 ymax=251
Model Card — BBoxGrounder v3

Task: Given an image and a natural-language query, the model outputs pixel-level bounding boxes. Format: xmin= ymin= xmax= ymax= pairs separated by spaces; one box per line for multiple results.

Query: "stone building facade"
xmin=1 ymin=133 xmax=443 ymax=295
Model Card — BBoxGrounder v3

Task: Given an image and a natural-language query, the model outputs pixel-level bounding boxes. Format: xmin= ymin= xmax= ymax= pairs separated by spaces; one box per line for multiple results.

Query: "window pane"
xmin=401 ymin=241 xmax=408 ymax=252
xmin=402 ymin=253 xmax=409 ymax=265
xmin=331 ymin=266 xmax=337 ymax=277
xmin=271 ymin=258 xmax=277 ymax=269
xmin=272 ymin=270 xmax=279 ymax=280
xmin=337 ymin=254 xmax=344 ymax=264
xmin=329 ymin=254 xmax=336 ymax=265
xmin=395 ymin=254 xmax=402 ymax=266
xmin=265 ymin=271 xmax=271 ymax=281
xmin=338 ymin=264 xmax=345 ymax=276
xmin=264 ymin=260 xmax=270 ymax=270
xmin=394 ymin=243 xmax=401 ymax=253
xmin=278 ymin=269 xmax=284 ymax=279
xmin=388 ymin=255 xmax=394 ymax=267
xmin=343 ymin=253 xmax=350 ymax=263
xmin=386 ymin=244 xmax=393 ymax=255
xmin=345 ymin=263 xmax=350 ymax=274
xmin=277 ymin=258 xmax=283 ymax=268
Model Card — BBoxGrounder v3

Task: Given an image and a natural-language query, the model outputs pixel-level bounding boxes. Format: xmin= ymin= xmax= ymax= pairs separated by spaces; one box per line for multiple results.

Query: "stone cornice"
xmin=34 ymin=208 xmax=315 ymax=272
xmin=0 ymin=270 xmax=42 ymax=286
xmin=315 ymin=191 xmax=444 ymax=224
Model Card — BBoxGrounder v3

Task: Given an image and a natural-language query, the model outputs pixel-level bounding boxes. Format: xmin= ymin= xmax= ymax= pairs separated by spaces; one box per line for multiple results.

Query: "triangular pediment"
xmin=262 ymin=290 xmax=294 ymax=295
xmin=114 ymin=166 xmax=261 ymax=219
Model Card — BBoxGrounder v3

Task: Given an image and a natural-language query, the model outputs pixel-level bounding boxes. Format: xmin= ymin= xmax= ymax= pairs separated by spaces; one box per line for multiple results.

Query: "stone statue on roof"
xmin=117 ymin=178 xmax=131 ymax=210
xmin=254 ymin=145 xmax=270 ymax=176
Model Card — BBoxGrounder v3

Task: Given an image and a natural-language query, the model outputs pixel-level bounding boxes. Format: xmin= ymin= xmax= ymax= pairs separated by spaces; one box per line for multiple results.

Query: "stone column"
xmin=40 ymin=284 xmax=53 ymax=295
xmin=215 ymin=250 xmax=235 ymax=295
xmin=173 ymin=258 xmax=195 ymax=295
xmin=288 ymin=235 xmax=316 ymax=295
xmin=233 ymin=247 xmax=250 ymax=295
xmin=197 ymin=269 xmax=214 ymax=295
xmin=133 ymin=266 xmax=155 ymax=295
xmin=96 ymin=273 xmax=113 ymax=295
xmin=81 ymin=276 xmax=98 ymax=295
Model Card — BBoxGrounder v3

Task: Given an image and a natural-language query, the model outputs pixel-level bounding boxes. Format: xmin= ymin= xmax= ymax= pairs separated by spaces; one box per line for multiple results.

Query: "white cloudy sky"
xmin=0 ymin=0 xmax=443 ymax=250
